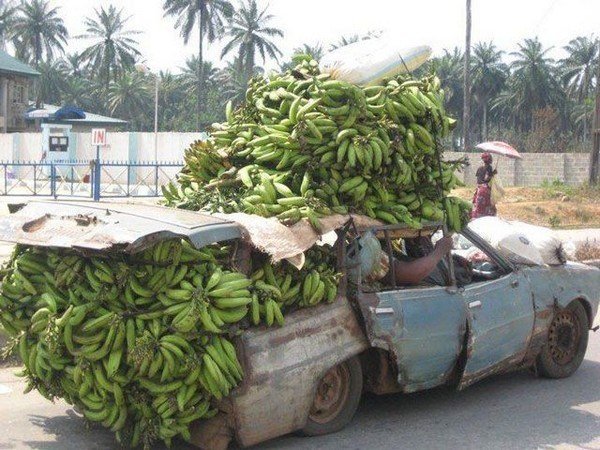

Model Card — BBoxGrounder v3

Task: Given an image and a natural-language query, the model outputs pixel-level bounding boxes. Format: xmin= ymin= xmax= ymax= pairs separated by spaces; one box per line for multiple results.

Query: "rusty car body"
xmin=1 ymin=201 xmax=599 ymax=449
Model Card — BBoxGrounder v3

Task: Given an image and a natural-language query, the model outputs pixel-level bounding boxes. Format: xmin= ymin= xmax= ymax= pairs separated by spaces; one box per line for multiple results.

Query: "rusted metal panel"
xmin=356 ymin=287 xmax=466 ymax=393
xmin=228 ymin=298 xmax=368 ymax=448
xmin=524 ymin=263 xmax=600 ymax=333
xmin=0 ymin=200 xmax=241 ymax=253
xmin=458 ymin=272 xmax=534 ymax=389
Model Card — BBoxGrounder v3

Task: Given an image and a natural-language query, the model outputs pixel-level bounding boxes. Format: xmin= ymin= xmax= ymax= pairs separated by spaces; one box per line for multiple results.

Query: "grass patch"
xmin=575 ymin=240 xmax=600 ymax=261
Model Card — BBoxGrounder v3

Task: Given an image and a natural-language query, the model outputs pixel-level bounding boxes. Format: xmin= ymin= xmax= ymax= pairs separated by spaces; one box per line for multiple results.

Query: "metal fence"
xmin=0 ymin=160 xmax=183 ymax=200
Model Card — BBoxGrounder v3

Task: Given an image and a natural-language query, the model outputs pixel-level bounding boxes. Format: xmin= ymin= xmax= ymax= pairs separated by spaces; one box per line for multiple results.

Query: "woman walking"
xmin=471 ymin=152 xmax=497 ymax=219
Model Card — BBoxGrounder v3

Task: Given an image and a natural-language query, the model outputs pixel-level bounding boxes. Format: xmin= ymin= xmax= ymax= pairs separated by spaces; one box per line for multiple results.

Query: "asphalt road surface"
xmin=1 ymin=332 xmax=600 ymax=450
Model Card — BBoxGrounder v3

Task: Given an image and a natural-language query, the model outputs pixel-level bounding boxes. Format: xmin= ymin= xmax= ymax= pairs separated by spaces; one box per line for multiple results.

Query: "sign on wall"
xmin=91 ymin=128 xmax=107 ymax=146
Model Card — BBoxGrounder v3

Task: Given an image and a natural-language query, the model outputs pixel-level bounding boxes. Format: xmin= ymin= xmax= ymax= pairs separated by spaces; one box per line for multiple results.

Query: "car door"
xmin=359 ymin=285 xmax=467 ymax=393
xmin=458 ymin=230 xmax=535 ymax=389
xmin=351 ymin=229 xmax=467 ymax=394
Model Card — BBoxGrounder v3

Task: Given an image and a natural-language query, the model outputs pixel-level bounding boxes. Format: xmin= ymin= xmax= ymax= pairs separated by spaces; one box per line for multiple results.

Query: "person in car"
xmin=365 ymin=235 xmax=470 ymax=286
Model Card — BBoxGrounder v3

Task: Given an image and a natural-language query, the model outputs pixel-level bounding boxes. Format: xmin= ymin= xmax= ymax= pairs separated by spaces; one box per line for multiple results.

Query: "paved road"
xmin=1 ymin=334 xmax=600 ymax=450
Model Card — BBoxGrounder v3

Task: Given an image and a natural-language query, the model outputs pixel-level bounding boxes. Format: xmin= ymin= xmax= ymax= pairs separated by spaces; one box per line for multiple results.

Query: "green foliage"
xmin=77 ymin=5 xmax=141 ymax=87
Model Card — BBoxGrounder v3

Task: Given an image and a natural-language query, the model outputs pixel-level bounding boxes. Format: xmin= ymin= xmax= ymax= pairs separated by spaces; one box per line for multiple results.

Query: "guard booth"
xmin=41 ymin=123 xmax=72 ymax=177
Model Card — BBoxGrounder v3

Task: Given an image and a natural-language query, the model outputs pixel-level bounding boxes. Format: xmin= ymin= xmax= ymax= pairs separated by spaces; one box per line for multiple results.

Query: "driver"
xmin=364 ymin=235 xmax=471 ymax=286
xmin=384 ymin=236 xmax=454 ymax=285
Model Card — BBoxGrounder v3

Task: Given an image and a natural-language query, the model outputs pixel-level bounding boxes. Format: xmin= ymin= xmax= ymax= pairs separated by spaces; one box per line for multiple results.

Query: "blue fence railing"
xmin=0 ymin=160 xmax=184 ymax=200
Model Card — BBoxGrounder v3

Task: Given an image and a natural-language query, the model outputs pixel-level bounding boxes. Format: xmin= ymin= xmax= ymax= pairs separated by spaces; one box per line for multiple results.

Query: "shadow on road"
xmin=258 ymin=359 xmax=600 ymax=449
xmin=20 ymin=410 xmax=114 ymax=450
xmin=9 ymin=359 xmax=600 ymax=450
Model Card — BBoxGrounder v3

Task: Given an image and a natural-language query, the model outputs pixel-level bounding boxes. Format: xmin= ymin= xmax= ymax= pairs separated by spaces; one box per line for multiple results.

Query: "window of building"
xmin=13 ymin=85 xmax=25 ymax=104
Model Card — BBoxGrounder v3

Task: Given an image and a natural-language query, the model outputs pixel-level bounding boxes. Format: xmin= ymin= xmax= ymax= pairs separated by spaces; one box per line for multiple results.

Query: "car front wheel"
xmin=536 ymin=301 xmax=589 ymax=378
xmin=302 ymin=356 xmax=363 ymax=436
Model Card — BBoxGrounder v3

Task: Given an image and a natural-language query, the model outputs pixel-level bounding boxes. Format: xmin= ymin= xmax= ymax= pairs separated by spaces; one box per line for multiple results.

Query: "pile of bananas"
xmin=162 ymin=57 xmax=472 ymax=231
xmin=0 ymin=238 xmax=339 ymax=448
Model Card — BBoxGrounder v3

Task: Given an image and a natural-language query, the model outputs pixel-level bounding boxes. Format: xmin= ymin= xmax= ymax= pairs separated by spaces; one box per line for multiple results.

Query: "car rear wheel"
xmin=536 ymin=301 xmax=589 ymax=379
xmin=302 ymin=356 xmax=363 ymax=436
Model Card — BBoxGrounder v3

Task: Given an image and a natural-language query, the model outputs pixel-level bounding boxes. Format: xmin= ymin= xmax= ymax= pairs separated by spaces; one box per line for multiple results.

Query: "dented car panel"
xmin=359 ymin=287 xmax=466 ymax=393
xmin=458 ymin=271 xmax=534 ymax=389
xmin=357 ymin=235 xmax=600 ymax=395
xmin=228 ymin=298 xmax=369 ymax=448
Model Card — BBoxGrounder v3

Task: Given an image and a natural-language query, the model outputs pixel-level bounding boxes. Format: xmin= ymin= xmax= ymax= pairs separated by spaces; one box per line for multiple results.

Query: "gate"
xmin=0 ymin=160 xmax=183 ymax=200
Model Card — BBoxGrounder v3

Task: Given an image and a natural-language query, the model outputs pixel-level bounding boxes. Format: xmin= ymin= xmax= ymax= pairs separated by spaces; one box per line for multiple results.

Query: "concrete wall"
xmin=0 ymin=133 xmax=592 ymax=187
xmin=445 ymin=151 xmax=590 ymax=186
xmin=0 ymin=132 xmax=204 ymax=162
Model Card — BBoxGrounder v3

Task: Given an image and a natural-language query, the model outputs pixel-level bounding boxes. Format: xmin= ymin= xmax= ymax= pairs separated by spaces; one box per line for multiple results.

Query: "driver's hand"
xmin=434 ymin=236 xmax=453 ymax=255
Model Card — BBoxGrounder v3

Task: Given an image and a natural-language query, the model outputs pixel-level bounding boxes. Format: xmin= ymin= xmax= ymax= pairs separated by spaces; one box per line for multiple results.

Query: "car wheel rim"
xmin=548 ymin=311 xmax=580 ymax=366
xmin=309 ymin=363 xmax=351 ymax=424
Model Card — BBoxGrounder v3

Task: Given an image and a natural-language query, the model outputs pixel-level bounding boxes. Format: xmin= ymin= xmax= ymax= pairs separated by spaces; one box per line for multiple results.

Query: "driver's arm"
xmin=390 ymin=236 xmax=453 ymax=285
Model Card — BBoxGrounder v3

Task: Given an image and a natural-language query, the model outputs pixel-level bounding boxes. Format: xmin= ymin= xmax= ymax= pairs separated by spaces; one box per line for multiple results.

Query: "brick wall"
xmin=444 ymin=151 xmax=591 ymax=186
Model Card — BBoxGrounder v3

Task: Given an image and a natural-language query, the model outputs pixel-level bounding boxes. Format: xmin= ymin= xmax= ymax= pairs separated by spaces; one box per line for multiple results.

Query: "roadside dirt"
xmin=453 ymin=185 xmax=600 ymax=229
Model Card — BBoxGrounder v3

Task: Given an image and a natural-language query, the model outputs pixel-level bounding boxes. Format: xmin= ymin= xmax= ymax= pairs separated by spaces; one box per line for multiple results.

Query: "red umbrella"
xmin=475 ymin=141 xmax=522 ymax=160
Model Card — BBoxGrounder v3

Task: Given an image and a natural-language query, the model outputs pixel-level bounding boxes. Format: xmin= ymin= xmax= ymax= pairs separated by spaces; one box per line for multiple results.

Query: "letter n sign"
xmin=92 ymin=128 xmax=107 ymax=146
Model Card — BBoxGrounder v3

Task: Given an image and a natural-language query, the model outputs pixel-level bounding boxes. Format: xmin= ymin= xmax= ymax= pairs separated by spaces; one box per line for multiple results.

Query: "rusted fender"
xmin=226 ymin=298 xmax=368 ymax=448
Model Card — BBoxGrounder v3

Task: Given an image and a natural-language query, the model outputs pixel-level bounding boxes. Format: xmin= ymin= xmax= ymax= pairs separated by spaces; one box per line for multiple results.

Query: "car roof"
xmin=0 ymin=200 xmax=242 ymax=253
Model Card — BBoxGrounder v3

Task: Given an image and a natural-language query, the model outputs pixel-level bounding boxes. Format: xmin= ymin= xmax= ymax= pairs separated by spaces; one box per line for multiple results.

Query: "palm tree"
xmin=219 ymin=56 xmax=263 ymax=105
xmin=78 ymin=5 xmax=141 ymax=88
xmin=61 ymin=76 xmax=93 ymax=110
xmin=471 ymin=42 xmax=507 ymax=139
xmin=59 ymin=52 xmax=85 ymax=78
xmin=11 ymin=0 xmax=68 ymax=66
xmin=328 ymin=31 xmax=381 ymax=51
xmin=156 ymin=71 xmax=187 ymax=131
xmin=221 ymin=0 xmax=283 ymax=82
xmin=561 ymin=36 xmax=598 ymax=102
xmin=36 ymin=59 xmax=66 ymax=105
xmin=561 ymin=36 xmax=598 ymax=139
xmin=0 ymin=0 xmax=15 ymax=50
xmin=493 ymin=37 xmax=564 ymax=131
xmin=571 ymin=97 xmax=595 ymax=138
xmin=107 ymin=71 xmax=151 ymax=130
xmin=163 ymin=0 xmax=234 ymax=128
xmin=180 ymin=56 xmax=219 ymax=98
xmin=429 ymin=48 xmax=464 ymax=124
xmin=293 ymin=43 xmax=324 ymax=61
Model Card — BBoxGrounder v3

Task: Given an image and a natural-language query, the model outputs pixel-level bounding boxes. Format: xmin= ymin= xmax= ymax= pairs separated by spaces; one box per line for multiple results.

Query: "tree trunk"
xmin=246 ymin=45 xmax=255 ymax=82
xmin=35 ymin=34 xmax=41 ymax=67
xmin=462 ymin=0 xmax=472 ymax=152
xmin=589 ymin=40 xmax=600 ymax=184
xmin=482 ymin=99 xmax=488 ymax=141
xmin=197 ymin=10 xmax=204 ymax=131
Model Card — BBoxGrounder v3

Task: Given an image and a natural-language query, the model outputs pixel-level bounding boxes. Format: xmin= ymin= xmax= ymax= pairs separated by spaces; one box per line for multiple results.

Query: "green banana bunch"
xmin=162 ymin=57 xmax=466 ymax=233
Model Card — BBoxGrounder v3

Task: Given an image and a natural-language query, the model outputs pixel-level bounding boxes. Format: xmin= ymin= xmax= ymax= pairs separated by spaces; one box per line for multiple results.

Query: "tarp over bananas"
xmin=162 ymin=57 xmax=472 ymax=231
xmin=0 ymin=239 xmax=339 ymax=448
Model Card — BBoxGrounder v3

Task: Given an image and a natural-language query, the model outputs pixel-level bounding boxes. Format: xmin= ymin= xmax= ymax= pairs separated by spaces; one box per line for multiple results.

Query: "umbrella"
xmin=475 ymin=141 xmax=522 ymax=160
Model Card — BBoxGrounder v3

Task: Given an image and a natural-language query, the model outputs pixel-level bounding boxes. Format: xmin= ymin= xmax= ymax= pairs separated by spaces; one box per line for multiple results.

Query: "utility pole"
xmin=590 ymin=39 xmax=600 ymax=185
xmin=462 ymin=0 xmax=472 ymax=152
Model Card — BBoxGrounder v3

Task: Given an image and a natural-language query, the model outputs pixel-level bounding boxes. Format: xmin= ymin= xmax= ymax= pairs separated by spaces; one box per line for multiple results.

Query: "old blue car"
xmin=217 ymin=220 xmax=600 ymax=449
xmin=1 ymin=202 xmax=598 ymax=449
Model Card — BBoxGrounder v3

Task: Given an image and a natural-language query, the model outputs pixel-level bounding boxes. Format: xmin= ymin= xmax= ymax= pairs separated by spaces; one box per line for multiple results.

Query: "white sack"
xmin=508 ymin=221 xmax=566 ymax=265
xmin=320 ymin=37 xmax=432 ymax=86
xmin=468 ymin=217 xmax=544 ymax=266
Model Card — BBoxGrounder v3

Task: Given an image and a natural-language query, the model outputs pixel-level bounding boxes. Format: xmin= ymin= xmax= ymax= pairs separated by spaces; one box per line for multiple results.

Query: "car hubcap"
xmin=548 ymin=311 xmax=580 ymax=365
xmin=309 ymin=363 xmax=350 ymax=424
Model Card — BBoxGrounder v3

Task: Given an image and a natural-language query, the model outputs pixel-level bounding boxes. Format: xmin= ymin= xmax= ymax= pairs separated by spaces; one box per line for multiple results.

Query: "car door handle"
xmin=511 ymin=280 xmax=519 ymax=288
xmin=469 ymin=300 xmax=482 ymax=309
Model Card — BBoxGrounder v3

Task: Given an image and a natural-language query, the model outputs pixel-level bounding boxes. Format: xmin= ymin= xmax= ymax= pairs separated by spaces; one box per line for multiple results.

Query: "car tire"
xmin=536 ymin=301 xmax=589 ymax=379
xmin=301 ymin=356 xmax=363 ymax=436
